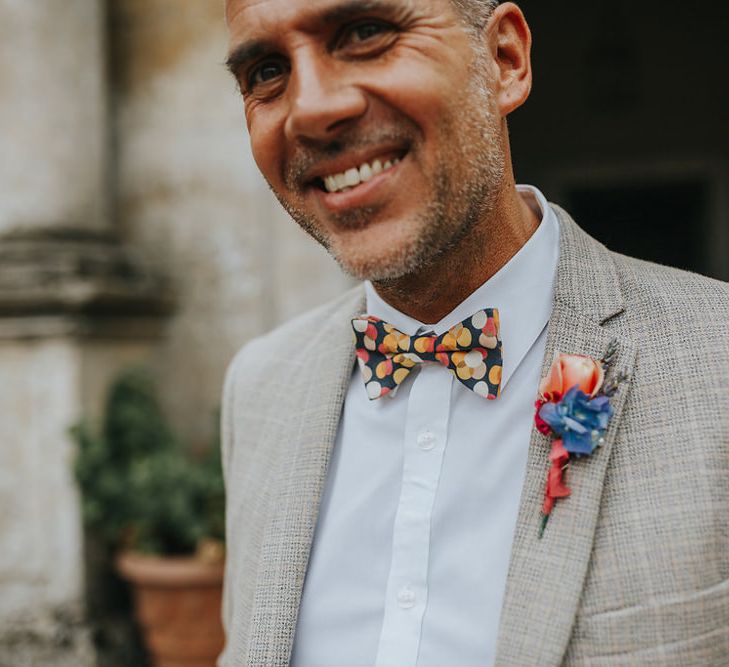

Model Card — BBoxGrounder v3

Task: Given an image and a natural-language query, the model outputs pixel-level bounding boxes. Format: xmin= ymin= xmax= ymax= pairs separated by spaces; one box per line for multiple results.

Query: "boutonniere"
xmin=534 ymin=340 xmax=627 ymax=538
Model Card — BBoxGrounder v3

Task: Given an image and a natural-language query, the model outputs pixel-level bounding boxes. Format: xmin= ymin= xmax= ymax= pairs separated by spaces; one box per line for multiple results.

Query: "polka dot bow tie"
xmin=351 ymin=309 xmax=503 ymax=401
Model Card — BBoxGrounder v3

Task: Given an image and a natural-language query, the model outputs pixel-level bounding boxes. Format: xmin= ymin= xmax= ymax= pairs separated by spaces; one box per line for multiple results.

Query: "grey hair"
xmin=450 ymin=0 xmax=499 ymax=32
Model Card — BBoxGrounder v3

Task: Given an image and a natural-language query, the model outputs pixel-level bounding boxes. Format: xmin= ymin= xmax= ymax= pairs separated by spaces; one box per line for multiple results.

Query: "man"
xmin=220 ymin=0 xmax=729 ymax=665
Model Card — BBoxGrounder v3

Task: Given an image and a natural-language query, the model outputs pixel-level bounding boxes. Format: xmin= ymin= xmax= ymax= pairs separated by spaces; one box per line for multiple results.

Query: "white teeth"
xmin=321 ymin=155 xmax=401 ymax=193
xmin=344 ymin=168 xmax=360 ymax=187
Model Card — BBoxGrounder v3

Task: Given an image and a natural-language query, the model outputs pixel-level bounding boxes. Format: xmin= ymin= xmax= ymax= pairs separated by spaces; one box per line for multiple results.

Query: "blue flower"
xmin=538 ymin=386 xmax=613 ymax=455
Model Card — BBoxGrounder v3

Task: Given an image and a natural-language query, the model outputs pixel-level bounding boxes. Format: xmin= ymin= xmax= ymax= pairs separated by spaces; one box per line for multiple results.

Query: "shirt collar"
xmin=364 ymin=184 xmax=560 ymax=392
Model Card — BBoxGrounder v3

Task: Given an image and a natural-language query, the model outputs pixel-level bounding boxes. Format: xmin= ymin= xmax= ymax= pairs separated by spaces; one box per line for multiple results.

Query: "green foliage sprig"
xmin=72 ymin=369 xmax=224 ymax=556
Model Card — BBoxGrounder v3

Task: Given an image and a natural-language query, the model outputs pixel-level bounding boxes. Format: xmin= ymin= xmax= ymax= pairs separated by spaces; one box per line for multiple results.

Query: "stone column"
xmin=0 ymin=2 xmax=171 ymax=664
xmin=0 ymin=1 xmax=107 ymax=235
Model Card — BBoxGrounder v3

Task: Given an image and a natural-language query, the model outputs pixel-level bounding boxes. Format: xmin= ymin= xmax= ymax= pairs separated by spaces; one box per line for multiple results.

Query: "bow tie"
xmin=351 ymin=310 xmax=503 ymax=400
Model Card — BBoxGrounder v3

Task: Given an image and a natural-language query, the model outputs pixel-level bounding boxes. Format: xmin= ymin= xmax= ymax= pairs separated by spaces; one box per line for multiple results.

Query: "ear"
xmin=485 ymin=2 xmax=533 ymax=117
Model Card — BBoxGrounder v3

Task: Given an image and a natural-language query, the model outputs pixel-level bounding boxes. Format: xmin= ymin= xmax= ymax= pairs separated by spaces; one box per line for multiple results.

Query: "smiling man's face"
xmin=226 ymin=0 xmax=506 ymax=281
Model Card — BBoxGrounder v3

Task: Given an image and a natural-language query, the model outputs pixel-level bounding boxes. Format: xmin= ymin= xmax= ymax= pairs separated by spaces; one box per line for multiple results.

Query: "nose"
xmin=284 ymin=51 xmax=367 ymax=142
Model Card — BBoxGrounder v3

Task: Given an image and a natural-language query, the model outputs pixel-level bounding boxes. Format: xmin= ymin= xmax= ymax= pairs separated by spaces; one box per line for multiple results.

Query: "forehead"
xmin=226 ymin=0 xmax=430 ymax=43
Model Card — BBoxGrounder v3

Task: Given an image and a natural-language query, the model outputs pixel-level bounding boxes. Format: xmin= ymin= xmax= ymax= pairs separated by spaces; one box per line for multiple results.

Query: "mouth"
xmin=309 ymin=149 xmax=408 ymax=194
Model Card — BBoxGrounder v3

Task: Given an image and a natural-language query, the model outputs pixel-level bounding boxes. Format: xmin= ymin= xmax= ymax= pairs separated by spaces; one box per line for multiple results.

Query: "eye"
xmin=336 ymin=19 xmax=396 ymax=53
xmin=350 ymin=21 xmax=387 ymax=42
xmin=247 ymin=58 xmax=288 ymax=91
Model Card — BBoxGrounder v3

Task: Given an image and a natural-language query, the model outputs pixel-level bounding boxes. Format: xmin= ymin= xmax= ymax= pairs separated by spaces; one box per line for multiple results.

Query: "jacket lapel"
xmin=246 ymin=288 xmax=366 ymax=666
xmin=494 ymin=207 xmax=638 ymax=666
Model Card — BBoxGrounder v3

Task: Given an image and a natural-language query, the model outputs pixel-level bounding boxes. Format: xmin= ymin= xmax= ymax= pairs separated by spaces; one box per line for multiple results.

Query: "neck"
xmin=372 ymin=179 xmax=540 ymax=324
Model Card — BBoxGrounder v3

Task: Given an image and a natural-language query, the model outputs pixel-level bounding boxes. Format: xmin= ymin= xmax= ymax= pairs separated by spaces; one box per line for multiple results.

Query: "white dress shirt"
xmin=291 ymin=186 xmax=560 ymax=667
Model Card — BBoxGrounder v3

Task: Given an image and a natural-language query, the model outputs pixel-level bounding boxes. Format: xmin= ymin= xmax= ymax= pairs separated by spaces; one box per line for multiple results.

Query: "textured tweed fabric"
xmin=219 ymin=208 xmax=729 ymax=666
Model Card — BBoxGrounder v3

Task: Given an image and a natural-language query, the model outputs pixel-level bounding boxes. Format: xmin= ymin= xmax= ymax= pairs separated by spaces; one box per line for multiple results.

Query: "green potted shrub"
xmin=73 ymin=369 xmax=225 ymax=667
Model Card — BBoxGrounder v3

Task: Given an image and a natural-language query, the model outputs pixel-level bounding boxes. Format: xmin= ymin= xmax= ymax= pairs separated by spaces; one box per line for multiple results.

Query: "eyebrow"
xmin=225 ymin=41 xmax=268 ymax=77
xmin=225 ymin=0 xmax=397 ymax=77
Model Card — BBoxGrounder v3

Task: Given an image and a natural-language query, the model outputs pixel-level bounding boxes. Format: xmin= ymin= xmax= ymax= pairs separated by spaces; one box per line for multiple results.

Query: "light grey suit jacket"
xmin=220 ymin=207 xmax=729 ymax=666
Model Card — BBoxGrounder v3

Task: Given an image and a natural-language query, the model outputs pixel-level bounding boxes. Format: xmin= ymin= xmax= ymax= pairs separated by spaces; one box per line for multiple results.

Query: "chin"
xmin=328 ymin=229 xmax=432 ymax=282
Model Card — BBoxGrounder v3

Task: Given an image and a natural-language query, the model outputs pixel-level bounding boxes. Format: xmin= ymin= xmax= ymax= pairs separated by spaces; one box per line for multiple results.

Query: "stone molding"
xmin=0 ymin=229 xmax=174 ymax=339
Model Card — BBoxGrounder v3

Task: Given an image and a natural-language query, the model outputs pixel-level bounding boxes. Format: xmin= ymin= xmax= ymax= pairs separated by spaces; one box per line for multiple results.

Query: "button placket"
xmin=375 ymin=365 xmax=452 ymax=667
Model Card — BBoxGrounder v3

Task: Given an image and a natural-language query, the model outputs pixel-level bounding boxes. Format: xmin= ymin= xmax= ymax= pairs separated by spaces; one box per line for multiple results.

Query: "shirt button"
xmin=397 ymin=587 xmax=416 ymax=609
xmin=416 ymin=430 xmax=436 ymax=451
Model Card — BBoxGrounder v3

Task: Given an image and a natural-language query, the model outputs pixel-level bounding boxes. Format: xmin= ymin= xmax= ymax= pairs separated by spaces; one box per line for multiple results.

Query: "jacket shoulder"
xmin=224 ymin=284 xmax=365 ymax=387
xmin=610 ymin=251 xmax=729 ymax=335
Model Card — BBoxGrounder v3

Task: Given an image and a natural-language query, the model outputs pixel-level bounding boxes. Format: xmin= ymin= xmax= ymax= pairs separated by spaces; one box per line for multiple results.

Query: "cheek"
xmin=248 ymin=113 xmax=284 ymax=185
xmin=368 ymin=48 xmax=469 ymax=109
xmin=368 ymin=82 xmax=463 ymax=159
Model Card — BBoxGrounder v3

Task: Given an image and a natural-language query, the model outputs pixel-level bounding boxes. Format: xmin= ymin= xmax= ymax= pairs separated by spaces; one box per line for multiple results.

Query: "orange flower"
xmin=539 ymin=352 xmax=604 ymax=402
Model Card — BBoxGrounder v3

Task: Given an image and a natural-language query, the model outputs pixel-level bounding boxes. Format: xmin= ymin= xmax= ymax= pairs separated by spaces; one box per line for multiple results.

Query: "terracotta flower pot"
xmin=116 ymin=551 xmax=225 ymax=667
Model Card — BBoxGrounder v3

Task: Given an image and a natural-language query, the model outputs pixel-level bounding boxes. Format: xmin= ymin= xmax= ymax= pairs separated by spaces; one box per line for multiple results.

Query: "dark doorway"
xmin=565 ymin=180 xmax=708 ymax=274
xmin=508 ymin=0 xmax=729 ymax=280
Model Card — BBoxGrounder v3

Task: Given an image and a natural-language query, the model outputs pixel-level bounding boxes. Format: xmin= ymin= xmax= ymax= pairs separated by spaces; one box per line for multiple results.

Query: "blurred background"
xmin=0 ymin=0 xmax=726 ymax=664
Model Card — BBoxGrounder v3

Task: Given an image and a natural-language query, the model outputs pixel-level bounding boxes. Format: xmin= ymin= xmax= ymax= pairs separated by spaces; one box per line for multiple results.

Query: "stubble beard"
xmin=271 ymin=57 xmax=505 ymax=283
